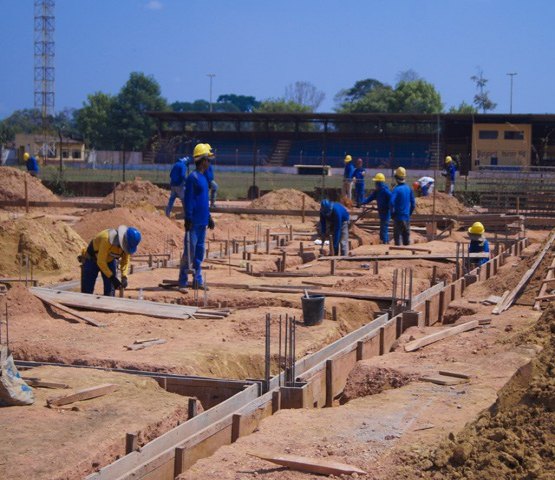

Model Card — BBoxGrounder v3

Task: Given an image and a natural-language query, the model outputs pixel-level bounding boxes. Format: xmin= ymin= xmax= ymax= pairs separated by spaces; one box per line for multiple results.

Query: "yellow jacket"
xmin=90 ymin=229 xmax=130 ymax=278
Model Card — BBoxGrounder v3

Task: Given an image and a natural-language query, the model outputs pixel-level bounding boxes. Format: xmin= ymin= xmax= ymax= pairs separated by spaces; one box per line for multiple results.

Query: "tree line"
xmin=0 ymin=69 xmax=496 ymax=152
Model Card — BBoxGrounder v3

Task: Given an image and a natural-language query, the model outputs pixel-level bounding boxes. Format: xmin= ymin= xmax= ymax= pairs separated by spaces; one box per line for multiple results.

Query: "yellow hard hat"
xmin=468 ymin=222 xmax=485 ymax=235
xmin=205 ymin=143 xmax=215 ymax=158
xmin=23 ymin=152 xmax=30 ymax=160
xmin=193 ymin=143 xmax=212 ymax=160
xmin=394 ymin=166 xmax=407 ymax=178
xmin=445 ymin=155 xmax=453 ymax=164
xmin=344 ymin=155 xmax=352 ymax=163
xmin=372 ymin=172 xmax=386 ymax=182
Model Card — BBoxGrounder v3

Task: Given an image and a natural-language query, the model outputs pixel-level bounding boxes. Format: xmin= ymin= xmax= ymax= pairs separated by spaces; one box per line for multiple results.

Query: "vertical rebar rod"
xmin=291 ymin=316 xmax=296 ymax=384
xmin=264 ymin=313 xmax=271 ymax=391
xmin=408 ymin=268 xmax=413 ymax=310
xmin=203 ymin=272 xmax=208 ymax=307
xmin=284 ymin=314 xmax=289 ymax=385
xmin=278 ymin=314 xmax=282 ymax=386
xmin=456 ymin=242 xmax=461 ymax=279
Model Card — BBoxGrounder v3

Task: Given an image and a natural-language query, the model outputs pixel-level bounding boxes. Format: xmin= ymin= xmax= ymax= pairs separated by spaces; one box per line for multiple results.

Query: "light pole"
xmin=207 ymin=73 xmax=215 ymax=112
xmin=507 ymin=72 xmax=517 ymax=114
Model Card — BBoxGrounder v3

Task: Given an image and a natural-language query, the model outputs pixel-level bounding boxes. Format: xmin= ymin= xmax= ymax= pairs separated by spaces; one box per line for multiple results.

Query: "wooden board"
xmin=419 ymin=375 xmax=468 ymax=386
xmin=125 ymin=339 xmax=167 ymax=351
xmin=249 ymin=452 xmax=366 ymax=476
xmin=22 ymin=377 xmax=69 ymax=389
xmin=47 ymin=383 xmax=118 ymax=407
xmin=404 ymin=320 xmax=480 ymax=352
xmin=33 ymin=292 xmax=106 ymax=327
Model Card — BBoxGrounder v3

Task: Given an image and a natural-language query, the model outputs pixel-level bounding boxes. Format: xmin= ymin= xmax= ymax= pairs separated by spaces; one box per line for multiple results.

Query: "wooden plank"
xmin=404 ymin=320 xmax=480 ymax=352
xmin=125 ymin=339 xmax=167 ymax=351
xmin=22 ymin=377 xmax=69 ymax=389
xmin=317 ymin=253 xmax=488 ymax=262
xmin=419 ymin=375 xmax=468 ymax=386
xmin=491 ymin=290 xmax=510 ymax=314
xmin=535 ymin=293 xmax=555 ymax=301
xmin=249 ymin=452 xmax=366 ymax=476
xmin=33 ymin=292 xmax=106 ymax=327
xmin=246 ymin=285 xmax=399 ymax=302
xmin=438 ymin=370 xmax=472 ymax=380
xmin=389 ymin=245 xmax=432 ymax=254
xmin=47 ymin=383 xmax=118 ymax=407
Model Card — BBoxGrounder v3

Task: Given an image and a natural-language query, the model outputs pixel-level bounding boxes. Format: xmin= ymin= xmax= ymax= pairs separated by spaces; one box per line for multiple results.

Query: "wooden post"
xmin=272 ymin=389 xmax=281 ymax=413
xmin=373 ymin=261 xmax=379 ymax=274
xmin=301 ymin=195 xmax=306 ymax=223
xmin=330 ymin=259 xmax=336 ymax=275
xmin=125 ymin=433 xmax=138 ymax=454
xmin=425 ymin=299 xmax=431 ymax=326
xmin=332 ymin=305 xmax=337 ymax=321
xmin=266 ymin=228 xmax=270 ymax=254
xmin=231 ymin=413 xmax=243 ymax=442
xmin=300 ymin=242 xmax=304 ymax=255
xmin=356 ymin=340 xmax=364 ymax=361
xmin=174 ymin=446 xmax=187 ymax=476
xmin=24 ymin=176 xmax=29 ymax=213
xmin=438 ymin=290 xmax=446 ymax=323
xmin=379 ymin=326 xmax=385 ymax=355
xmin=281 ymin=252 xmax=287 ymax=272
xmin=325 ymin=359 xmax=334 ymax=407
xmin=289 ymin=224 xmax=293 ymax=241
xmin=188 ymin=398 xmax=198 ymax=418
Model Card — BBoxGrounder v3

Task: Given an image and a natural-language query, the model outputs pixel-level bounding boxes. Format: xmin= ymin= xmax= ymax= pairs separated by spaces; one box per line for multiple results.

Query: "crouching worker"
xmin=80 ymin=226 xmax=142 ymax=296
xmin=468 ymin=222 xmax=490 ymax=268
xmin=319 ymin=199 xmax=350 ymax=256
xmin=412 ymin=176 xmax=435 ymax=197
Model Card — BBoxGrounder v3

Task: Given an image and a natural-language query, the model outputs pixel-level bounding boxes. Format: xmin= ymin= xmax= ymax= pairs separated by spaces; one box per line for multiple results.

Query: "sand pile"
xmin=249 ymin=189 xmax=319 ymax=211
xmin=401 ymin=305 xmax=555 ymax=479
xmin=0 ymin=166 xmax=58 ymax=202
xmin=415 ymin=192 xmax=468 ymax=216
xmin=0 ymin=215 xmax=85 ymax=276
xmin=0 ymin=283 xmax=49 ymax=317
xmin=103 ymin=179 xmax=169 ymax=207
xmin=73 ymin=207 xmax=184 ymax=255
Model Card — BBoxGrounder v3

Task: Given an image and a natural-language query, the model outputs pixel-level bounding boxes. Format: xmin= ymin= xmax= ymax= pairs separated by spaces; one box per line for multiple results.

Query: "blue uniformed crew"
xmin=80 ymin=226 xmax=142 ymax=296
xmin=319 ymin=200 xmax=350 ymax=256
xmin=342 ymin=154 xmax=355 ymax=200
xmin=353 ymin=158 xmax=366 ymax=207
xmin=362 ymin=172 xmax=392 ymax=244
xmin=165 ymin=156 xmax=189 ymax=217
xmin=442 ymin=156 xmax=457 ymax=195
xmin=23 ymin=152 xmax=39 ymax=177
xmin=178 ymin=143 xmax=216 ymax=291
xmin=468 ymin=222 xmax=490 ymax=267
xmin=390 ymin=166 xmax=415 ymax=246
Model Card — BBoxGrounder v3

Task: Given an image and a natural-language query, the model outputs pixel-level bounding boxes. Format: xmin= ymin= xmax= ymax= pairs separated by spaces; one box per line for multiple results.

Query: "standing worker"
xmin=23 ymin=152 xmax=39 ymax=177
xmin=390 ymin=167 xmax=415 ymax=246
xmin=178 ymin=143 xmax=216 ymax=291
xmin=319 ymin=199 xmax=350 ymax=256
xmin=80 ymin=226 xmax=142 ymax=296
xmin=205 ymin=144 xmax=218 ymax=208
xmin=468 ymin=222 xmax=490 ymax=267
xmin=342 ymin=154 xmax=355 ymax=200
xmin=442 ymin=155 xmax=457 ymax=195
xmin=353 ymin=158 xmax=366 ymax=207
xmin=362 ymin=172 xmax=392 ymax=244
xmin=412 ymin=176 xmax=435 ymax=197
xmin=165 ymin=156 xmax=189 ymax=217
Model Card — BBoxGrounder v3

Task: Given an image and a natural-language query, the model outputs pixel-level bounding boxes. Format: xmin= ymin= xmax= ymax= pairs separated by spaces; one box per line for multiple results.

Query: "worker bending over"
xmin=468 ymin=222 xmax=490 ymax=267
xmin=390 ymin=167 xmax=415 ymax=246
xmin=412 ymin=176 xmax=435 ymax=197
xmin=342 ymin=154 xmax=355 ymax=200
xmin=319 ymin=199 xmax=350 ymax=256
xmin=362 ymin=172 xmax=391 ymax=244
xmin=165 ymin=156 xmax=189 ymax=217
xmin=205 ymin=144 xmax=218 ymax=208
xmin=442 ymin=156 xmax=457 ymax=195
xmin=23 ymin=152 xmax=39 ymax=177
xmin=81 ymin=225 xmax=142 ymax=296
xmin=353 ymin=158 xmax=366 ymax=207
xmin=179 ymin=143 xmax=216 ymax=291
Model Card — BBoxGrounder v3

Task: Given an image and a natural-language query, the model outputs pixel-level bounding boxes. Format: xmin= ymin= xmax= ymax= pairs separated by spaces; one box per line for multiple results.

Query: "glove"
xmin=185 ymin=219 xmax=192 ymax=231
xmin=111 ymin=275 xmax=122 ymax=290
xmin=208 ymin=216 xmax=215 ymax=230
xmin=121 ymin=276 xmax=128 ymax=289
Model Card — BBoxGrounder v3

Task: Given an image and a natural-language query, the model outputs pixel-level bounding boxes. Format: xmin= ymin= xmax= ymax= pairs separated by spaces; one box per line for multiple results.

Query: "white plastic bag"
xmin=0 ymin=346 xmax=34 ymax=406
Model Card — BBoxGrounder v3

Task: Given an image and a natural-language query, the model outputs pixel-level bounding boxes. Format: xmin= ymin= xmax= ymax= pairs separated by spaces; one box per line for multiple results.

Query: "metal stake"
xmin=264 ymin=313 xmax=271 ymax=392
xmin=278 ymin=314 xmax=282 ymax=386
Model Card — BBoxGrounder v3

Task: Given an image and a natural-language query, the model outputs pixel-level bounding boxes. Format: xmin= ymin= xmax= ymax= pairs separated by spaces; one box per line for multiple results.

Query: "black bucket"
xmin=301 ymin=295 xmax=325 ymax=326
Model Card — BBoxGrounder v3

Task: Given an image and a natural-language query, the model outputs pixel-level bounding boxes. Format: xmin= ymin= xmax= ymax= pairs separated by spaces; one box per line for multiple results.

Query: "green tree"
xmin=53 ymin=108 xmax=80 ymax=139
xmin=1 ymin=108 xmax=43 ymax=135
xmin=171 ymin=100 xmax=211 ymax=112
xmin=334 ymin=78 xmax=385 ymax=106
xmin=0 ymin=120 xmax=15 ymax=144
xmin=448 ymin=101 xmax=478 ymax=113
xmin=338 ymin=85 xmax=396 ymax=113
xmin=471 ymin=69 xmax=496 ymax=113
xmin=284 ymin=81 xmax=325 ymax=111
xmin=392 ymin=80 xmax=443 ymax=113
xmin=216 ymin=94 xmax=260 ymax=112
xmin=255 ymin=99 xmax=312 ymax=113
xmin=75 ymin=92 xmax=116 ymax=149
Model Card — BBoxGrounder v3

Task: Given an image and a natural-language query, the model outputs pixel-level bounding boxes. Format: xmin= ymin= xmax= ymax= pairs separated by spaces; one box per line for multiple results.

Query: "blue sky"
xmin=1 ymin=0 xmax=553 ymax=118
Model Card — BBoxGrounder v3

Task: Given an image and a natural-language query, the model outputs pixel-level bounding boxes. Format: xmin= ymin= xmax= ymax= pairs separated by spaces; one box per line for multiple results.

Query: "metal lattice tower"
xmin=34 ymin=0 xmax=55 ymax=121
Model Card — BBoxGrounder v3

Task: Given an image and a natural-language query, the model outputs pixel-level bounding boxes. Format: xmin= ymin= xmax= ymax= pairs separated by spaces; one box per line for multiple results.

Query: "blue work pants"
xmin=165 ymin=185 xmax=185 ymax=217
xmin=393 ymin=219 xmax=411 ymax=246
xmin=81 ymin=258 xmax=116 ymax=296
xmin=179 ymin=225 xmax=207 ymax=287
xmin=354 ymin=182 xmax=365 ymax=207
xmin=379 ymin=215 xmax=390 ymax=244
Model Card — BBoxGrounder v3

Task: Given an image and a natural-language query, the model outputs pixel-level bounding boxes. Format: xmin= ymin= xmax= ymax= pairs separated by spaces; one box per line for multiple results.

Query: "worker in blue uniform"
xmin=23 ymin=152 xmax=39 ymax=177
xmin=468 ymin=222 xmax=490 ymax=268
xmin=80 ymin=225 xmax=142 ymax=296
xmin=442 ymin=156 xmax=457 ymax=195
xmin=165 ymin=156 xmax=189 ymax=217
xmin=178 ymin=143 xmax=216 ymax=291
xmin=342 ymin=154 xmax=355 ymax=200
xmin=390 ymin=166 xmax=415 ymax=246
xmin=319 ymin=199 xmax=350 ymax=256
xmin=362 ymin=172 xmax=391 ymax=244
xmin=353 ymin=158 xmax=366 ymax=207
xmin=205 ymin=144 xmax=218 ymax=208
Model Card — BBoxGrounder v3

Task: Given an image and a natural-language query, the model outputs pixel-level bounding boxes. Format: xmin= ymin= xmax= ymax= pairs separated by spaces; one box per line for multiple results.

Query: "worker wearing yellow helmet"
xmin=442 ymin=155 xmax=457 ymax=195
xmin=23 ymin=152 xmax=39 ymax=177
xmin=390 ymin=166 xmax=415 ymax=246
xmin=361 ymin=172 xmax=392 ymax=243
xmin=342 ymin=154 xmax=355 ymax=201
xmin=468 ymin=222 xmax=490 ymax=267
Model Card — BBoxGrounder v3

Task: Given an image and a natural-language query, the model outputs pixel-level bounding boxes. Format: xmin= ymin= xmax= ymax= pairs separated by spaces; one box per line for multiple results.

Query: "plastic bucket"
xmin=301 ymin=295 xmax=325 ymax=326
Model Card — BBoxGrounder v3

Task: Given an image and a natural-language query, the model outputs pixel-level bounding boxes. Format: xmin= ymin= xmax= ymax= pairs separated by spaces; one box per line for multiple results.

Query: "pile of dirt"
xmin=72 ymin=207 xmax=184 ymax=255
xmin=415 ymin=192 xmax=468 ymax=216
xmin=249 ymin=189 xmax=320 ymax=211
xmin=0 ymin=166 xmax=58 ymax=202
xmin=0 ymin=284 xmax=49 ymax=317
xmin=334 ymin=274 xmax=393 ymax=293
xmin=399 ymin=305 xmax=555 ymax=479
xmin=341 ymin=364 xmax=416 ymax=403
xmin=0 ymin=215 xmax=85 ymax=276
xmin=103 ymin=179 xmax=169 ymax=207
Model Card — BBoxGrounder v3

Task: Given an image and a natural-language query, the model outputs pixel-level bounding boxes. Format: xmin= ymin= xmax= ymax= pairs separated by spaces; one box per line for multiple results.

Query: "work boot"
xmin=191 ymin=280 xmax=209 ymax=290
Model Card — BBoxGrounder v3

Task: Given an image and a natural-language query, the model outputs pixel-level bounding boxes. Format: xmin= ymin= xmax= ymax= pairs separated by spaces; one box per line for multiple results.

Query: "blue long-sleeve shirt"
xmin=353 ymin=167 xmax=365 ymax=183
xmin=26 ymin=156 xmax=39 ymax=173
xmin=445 ymin=163 xmax=456 ymax=181
xmin=320 ymin=202 xmax=349 ymax=252
xmin=390 ymin=183 xmax=415 ymax=221
xmin=169 ymin=158 xmax=187 ymax=186
xmin=204 ymin=164 xmax=215 ymax=184
xmin=363 ymin=184 xmax=391 ymax=219
xmin=184 ymin=170 xmax=210 ymax=226
xmin=343 ymin=163 xmax=355 ymax=180
xmin=469 ymin=238 xmax=490 ymax=266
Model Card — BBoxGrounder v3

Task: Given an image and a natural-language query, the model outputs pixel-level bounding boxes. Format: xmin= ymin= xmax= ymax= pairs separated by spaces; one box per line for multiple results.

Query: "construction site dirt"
xmin=1 ymin=174 xmax=554 ymax=480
